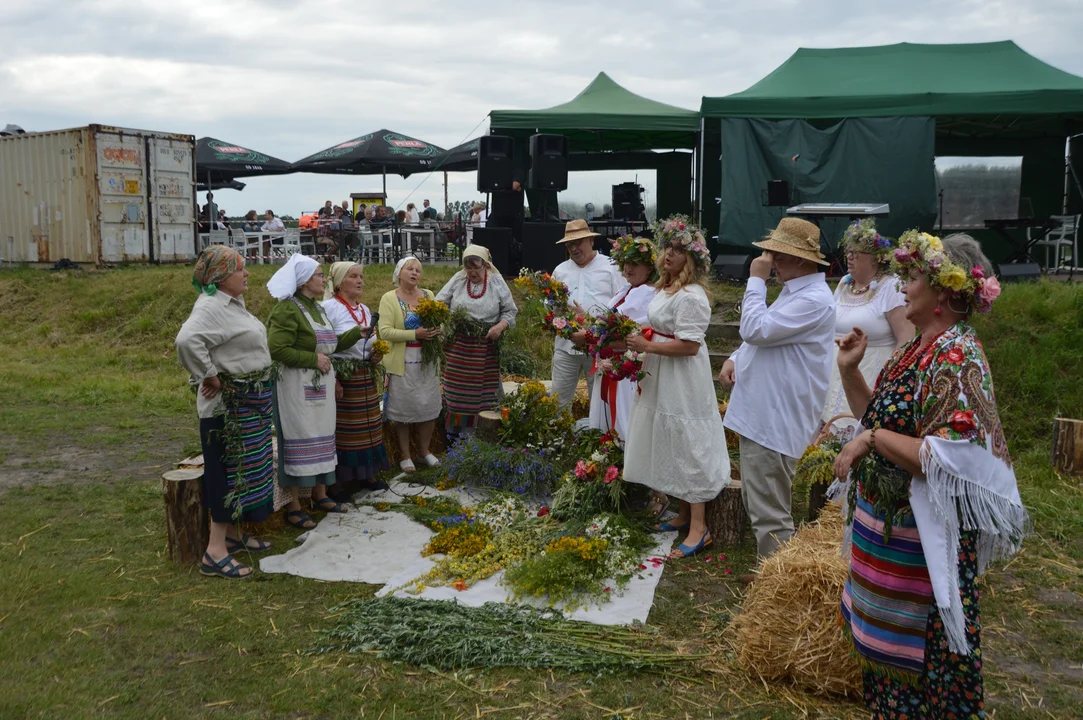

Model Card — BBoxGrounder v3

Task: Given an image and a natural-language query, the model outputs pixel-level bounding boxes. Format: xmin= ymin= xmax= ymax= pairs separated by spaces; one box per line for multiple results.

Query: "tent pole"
xmin=444 ymin=171 xmax=449 ymax=219
xmin=383 ymin=166 xmax=387 ymax=197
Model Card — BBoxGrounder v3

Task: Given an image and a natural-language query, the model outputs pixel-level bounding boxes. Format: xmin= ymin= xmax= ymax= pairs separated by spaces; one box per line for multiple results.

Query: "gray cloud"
xmin=2 ymin=0 xmax=1080 ymax=213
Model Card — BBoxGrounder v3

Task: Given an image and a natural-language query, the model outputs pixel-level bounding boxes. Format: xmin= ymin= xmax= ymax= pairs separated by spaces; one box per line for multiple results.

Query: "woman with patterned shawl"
xmin=832 ymin=232 xmax=1028 ymax=719
xmin=176 ymin=246 xmax=275 ymax=579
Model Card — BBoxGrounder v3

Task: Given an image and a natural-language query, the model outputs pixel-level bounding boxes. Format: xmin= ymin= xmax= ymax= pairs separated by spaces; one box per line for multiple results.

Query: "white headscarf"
xmin=392 ymin=255 xmax=422 ymax=287
xmin=267 ymin=254 xmax=319 ymax=300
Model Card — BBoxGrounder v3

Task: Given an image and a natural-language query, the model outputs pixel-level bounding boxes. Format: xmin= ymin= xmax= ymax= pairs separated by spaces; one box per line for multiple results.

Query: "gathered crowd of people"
xmin=177 ymin=208 xmax=1028 ymax=719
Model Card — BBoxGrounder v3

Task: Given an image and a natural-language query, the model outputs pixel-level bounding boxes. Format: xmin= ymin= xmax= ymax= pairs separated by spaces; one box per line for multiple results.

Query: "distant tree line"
xmin=938 ymin=164 xmax=1022 ymax=229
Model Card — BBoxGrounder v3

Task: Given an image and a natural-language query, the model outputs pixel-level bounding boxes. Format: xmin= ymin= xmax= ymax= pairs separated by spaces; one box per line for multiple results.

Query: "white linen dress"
xmin=624 ymin=284 xmax=731 ymax=503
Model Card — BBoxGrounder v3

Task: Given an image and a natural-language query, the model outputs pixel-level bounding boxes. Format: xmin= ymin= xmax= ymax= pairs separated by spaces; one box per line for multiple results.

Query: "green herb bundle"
xmin=318 ymin=597 xmax=699 ymax=674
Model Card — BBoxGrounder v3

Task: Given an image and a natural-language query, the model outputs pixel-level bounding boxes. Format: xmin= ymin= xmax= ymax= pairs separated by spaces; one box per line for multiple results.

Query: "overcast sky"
xmin=2 ymin=0 xmax=1080 ymax=217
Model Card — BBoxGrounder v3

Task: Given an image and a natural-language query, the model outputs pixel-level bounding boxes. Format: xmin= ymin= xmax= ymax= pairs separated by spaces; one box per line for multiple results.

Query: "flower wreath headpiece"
xmin=608 ymin=234 xmax=659 ymax=281
xmin=843 ymin=219 xmax=895 ymax=260
xmin=652 ymin=215 xmax=711 ymax=269
xmin=892 ymin=230 xmax=1001 ymax=313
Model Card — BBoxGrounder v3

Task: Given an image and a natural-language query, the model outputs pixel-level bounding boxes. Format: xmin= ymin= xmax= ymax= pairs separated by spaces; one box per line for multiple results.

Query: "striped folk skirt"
xmin=841 ymin=495 xmax=985 ymax=719
xmin=199 ymin=386 xmax=275 ymax=524
xmin=442 ymin=335 xmax=501 ymax=433
xmin=335 ymin=363 xmax=390 ymax=482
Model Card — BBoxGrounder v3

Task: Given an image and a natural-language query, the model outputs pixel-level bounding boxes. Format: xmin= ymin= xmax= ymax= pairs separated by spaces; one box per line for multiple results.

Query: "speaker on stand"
xmin=521 ymin=222 xmax=569 ymax=274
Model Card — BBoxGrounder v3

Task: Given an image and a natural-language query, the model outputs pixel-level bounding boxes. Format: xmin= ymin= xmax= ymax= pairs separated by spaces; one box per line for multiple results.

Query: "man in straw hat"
xmin=551 ymin=219 xmax=628 ymax=410
xmin=720 ymin=217 xmax=835 ymax=559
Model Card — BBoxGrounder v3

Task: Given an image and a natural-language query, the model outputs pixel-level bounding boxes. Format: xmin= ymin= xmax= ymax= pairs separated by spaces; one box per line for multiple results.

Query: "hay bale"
xmin=730 ymin=512 xmax=861 ymax=697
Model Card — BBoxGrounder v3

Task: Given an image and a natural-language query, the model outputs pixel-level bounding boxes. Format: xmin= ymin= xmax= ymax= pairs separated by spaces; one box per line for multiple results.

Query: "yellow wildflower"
xmin=942 ymin=267 xmax=968 ymax=291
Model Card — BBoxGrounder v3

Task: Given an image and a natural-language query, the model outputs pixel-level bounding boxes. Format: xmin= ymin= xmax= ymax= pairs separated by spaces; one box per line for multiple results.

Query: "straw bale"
xmin=730 ymin=512 xmax=862 ymax=697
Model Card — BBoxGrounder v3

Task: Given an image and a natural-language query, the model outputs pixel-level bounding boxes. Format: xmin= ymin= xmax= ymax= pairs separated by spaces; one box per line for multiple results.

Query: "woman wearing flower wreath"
xmin=267 ymin=255 xmax=364 ymax=530
xmin=624 ymin=217 xmax=731 ymax=558
xmin=832 ymin=232 xmax=1026 ymax=719
xmin=585 ymin=235 xmax=658 ymax=442
xmin=378 ymin=256 xmax=443 ymax=472
xmin=176 ymin=246 xmax=275 ymax=579
xmin=321 ymin=262 xmax=391 ymax=497
xmin=436 ymin=245 xmax=518 ymax=436
xmin=822 ymin=219 xmax=913 ymax=427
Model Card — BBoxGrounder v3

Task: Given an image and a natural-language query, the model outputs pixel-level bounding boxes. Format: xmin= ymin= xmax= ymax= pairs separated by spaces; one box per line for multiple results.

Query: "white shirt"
xmin=322 ymin=297 xmax=375 ymax=361
xmin=722 ymin=273 xmax=836 ymax=458
xmin=175 ymin=292 xmax=272 ymax=418
xmin=261 ymin=216 xmax=285 ymax=232
xmin=551 ymin=252 xmax=628 ymax=355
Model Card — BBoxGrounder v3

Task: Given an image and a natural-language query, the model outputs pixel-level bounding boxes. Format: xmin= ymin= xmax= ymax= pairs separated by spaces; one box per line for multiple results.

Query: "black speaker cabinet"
xmin=528 ymin=134 xmax=568 ymax=191
xmin=521 ymin=222 xmax=569 ymax=274
xmin=767 ymin=180 xmax=790 ymax=206
xmin=997 ymin=262 xmax=1041 ymax=282
xmin=471 ymin=227 xmax=514 ymax=276
xmin=477 ymin=135 xmax=514 ymax=192
xmin=713 ymin=254 xmax=751 ymax=281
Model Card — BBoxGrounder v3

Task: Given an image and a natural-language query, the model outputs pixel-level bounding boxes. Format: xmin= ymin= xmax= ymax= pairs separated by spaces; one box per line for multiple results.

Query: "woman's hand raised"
xmin=836 ymin=328 xmax=868 ymax=372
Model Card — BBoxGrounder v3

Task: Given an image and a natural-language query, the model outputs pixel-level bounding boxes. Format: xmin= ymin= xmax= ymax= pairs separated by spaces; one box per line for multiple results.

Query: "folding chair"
xmin=1030 ymin=214 xmax=1079 ymax=278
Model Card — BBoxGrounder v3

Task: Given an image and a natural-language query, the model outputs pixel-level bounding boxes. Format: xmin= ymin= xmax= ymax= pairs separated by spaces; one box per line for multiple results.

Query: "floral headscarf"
xmin=192 ymin=245 xmax=242 ymax=295
xmin=892 ymin=230 xmax=1001 ymax=313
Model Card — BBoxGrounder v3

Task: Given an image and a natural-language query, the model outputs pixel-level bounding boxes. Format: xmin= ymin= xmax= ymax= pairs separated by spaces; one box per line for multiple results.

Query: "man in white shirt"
xmin=551 ymin=219 xmax=628 ymax=410
xmin=261 ymin=209 xmax=286 ymax=233
xmin=719 ymin=217 xmax=835 ymax=558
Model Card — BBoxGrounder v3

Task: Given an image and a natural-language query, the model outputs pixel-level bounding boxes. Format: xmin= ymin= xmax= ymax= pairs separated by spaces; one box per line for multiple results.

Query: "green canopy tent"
xmin=700 ymin=41 xmax=1083 ymax=262
xmin=489 ymin=72 xmax=700 ymax=219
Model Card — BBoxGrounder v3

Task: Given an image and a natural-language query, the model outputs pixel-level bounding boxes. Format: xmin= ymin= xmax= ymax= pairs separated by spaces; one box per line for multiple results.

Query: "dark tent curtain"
xmin=718 ymin=117 xmax=938 ymax=252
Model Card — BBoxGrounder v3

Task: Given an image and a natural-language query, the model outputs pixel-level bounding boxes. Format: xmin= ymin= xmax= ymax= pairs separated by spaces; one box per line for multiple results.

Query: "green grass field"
xmin=0 ymin=264 xmax=1080 ymax=719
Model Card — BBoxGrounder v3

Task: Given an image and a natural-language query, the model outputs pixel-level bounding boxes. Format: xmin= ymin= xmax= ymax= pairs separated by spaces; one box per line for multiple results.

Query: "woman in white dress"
xmin=625 ymin=217 xmax=731 ymax=558
xmin=585 ymin=235 xmax=658 ymax=441
xmin=822 ymin=220 xmax=913 ymax=427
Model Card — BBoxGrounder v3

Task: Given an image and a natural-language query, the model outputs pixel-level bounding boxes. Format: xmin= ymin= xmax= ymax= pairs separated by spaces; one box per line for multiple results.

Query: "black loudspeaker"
xmin=612 ymin=182 xmax=645 ymax=220
xmin=767 ymin=180 xmax=790 ymax=206
xmin=471 ymin=227 xmax=513 ymax=276
xmin=477 ymin=135 xmax=514 ymax=192
xmin=521 ymin=222 xmax=568 ymax=274
xmin=997 ymin=262 xmax=1041 ymax=282
xmin=713 ymin=254 xmax=751 ymax=281
xmin=528 ymin=134 xmax=568 ymax=191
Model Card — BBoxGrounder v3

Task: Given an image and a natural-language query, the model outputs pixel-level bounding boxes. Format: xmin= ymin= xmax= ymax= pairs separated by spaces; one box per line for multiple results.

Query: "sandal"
xmin=226 ymin=534 xmax=272 ymax=553
xmin=422 ymin=454 xmax=441 ymax=467
xmin=400 ymin=459 xmax=416 ymax=473
xmin=313 ymin=497 xmax=348 ymax=513
xmin=654 ymin=519 xmax=690 ymax=533
xmin=199 ymin=552 xmax=251 ymax=579
xmin=286 ymin=509 xmax=317 ymax=530
xmin=672 ymin=531 xmax=712 ymax=559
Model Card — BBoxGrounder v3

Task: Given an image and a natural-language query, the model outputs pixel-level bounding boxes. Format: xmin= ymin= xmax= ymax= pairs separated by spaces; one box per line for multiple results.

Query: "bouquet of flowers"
xmin=497 ymin=380 xmax=576 ymax=454
xmin=513 ymin=269 xmax=587 ymax=339
xmin=551 ymin=430 xmax=626 ymax=520
xmin=370 ymin=338 xmax=390 ymax=362
xmin=414 ymin=297 xmax=450 ymax=368
xmin=585 ymin=311 xmax=647 ymax=383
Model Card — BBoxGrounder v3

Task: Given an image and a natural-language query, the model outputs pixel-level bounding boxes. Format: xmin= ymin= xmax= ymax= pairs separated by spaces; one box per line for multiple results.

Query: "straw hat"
xmin=753 ymin=217 xmax=829 ymax=266
xmin=556 ymin=218 xmax=600 ymax=245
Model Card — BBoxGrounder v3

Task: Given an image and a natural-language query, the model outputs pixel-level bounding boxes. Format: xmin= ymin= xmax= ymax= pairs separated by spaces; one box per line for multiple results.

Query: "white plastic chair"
xmin=361 ymin=226 xmax=393 ymax=263
xmin=268 ymin=229 xmax=302 ymax=263
xmin=1030 ymin=214 xmax=1079 ymax=275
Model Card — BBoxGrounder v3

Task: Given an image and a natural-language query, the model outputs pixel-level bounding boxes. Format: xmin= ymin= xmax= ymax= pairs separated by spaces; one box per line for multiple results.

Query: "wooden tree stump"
xmin=162 ymin=468 xmax=209 ymax=565
xmin=706 ymin=479 xmax=749 ymax=547
xmin=476 ymin=410 xmax=504 ymax=443
xmin=1052 ymin=418 xmax=1083 ymax=476
xmin=807 ymin=481 xmax=829 ymax=522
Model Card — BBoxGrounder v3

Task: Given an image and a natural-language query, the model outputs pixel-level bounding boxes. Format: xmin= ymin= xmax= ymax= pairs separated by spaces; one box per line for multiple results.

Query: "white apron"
xmin=278 ymin=297 xmax=340 ymax=478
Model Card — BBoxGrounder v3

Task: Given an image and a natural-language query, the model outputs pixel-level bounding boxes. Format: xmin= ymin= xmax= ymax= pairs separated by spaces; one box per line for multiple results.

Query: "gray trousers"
xmin=739 ymin=435 xmax=798 ymax=558
xmin=551 ymin=349 xmax=594 ymax=411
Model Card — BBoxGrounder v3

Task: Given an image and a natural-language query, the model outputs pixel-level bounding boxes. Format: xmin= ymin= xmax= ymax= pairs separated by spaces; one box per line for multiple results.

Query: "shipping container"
xmin=0 ymin=124 xmax=196 ymax=264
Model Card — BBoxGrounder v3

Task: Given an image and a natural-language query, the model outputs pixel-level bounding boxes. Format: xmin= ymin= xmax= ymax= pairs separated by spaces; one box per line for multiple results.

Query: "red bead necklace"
xmin=467 ymin=273 xmax=488 ymax=299
xmin=335 ymin=294 xmax=368 ymax=327
xmin=886 ymin=330 xmax=944 ymax=381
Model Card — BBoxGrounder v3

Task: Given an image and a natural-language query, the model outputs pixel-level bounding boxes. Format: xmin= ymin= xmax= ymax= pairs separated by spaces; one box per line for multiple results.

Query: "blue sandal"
xmin=199 ymin=552 xmax=251 ymax=579
xmin=226 ymin=534 xmax=272 ymax=553
xmin=654 ymin=519 xmax=690 ymax=533
xmin=314 ymin=497 xmax=348 ymax=513
xmin=672 ymin=532 xmax=712 ymax=559
xmin=286 ymin=509 xmax=316 ymax=529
